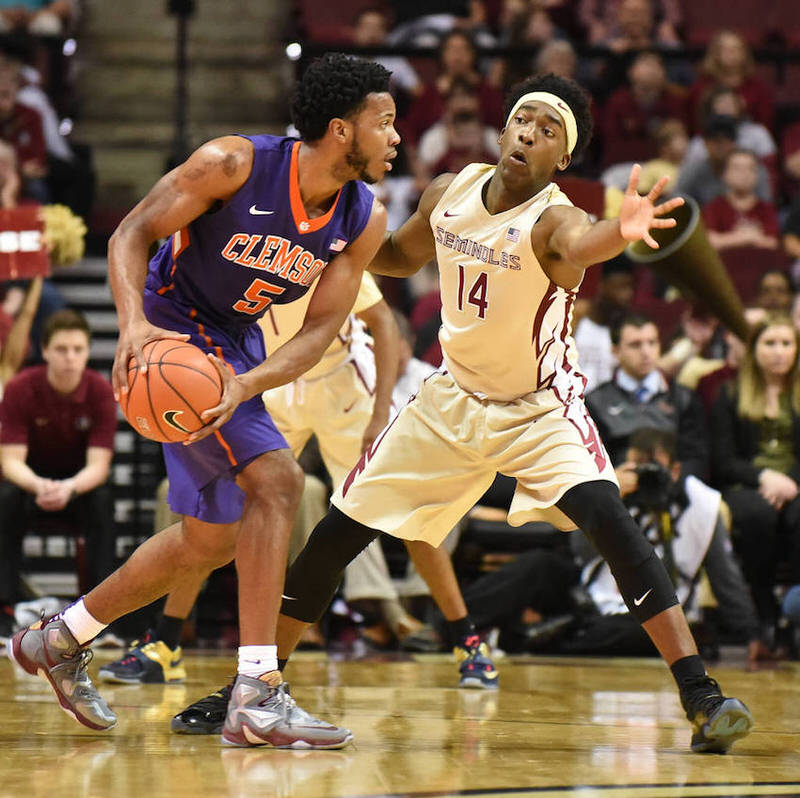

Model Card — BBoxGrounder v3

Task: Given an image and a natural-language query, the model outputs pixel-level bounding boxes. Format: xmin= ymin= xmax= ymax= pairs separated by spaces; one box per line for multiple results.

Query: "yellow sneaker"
xmin=97 ymin=630 xmax=186 ymax=684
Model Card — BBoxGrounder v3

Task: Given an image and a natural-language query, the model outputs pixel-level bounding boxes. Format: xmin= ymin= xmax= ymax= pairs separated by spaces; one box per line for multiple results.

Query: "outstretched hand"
xmin=619 ymin=164 xmax=685 ymax=249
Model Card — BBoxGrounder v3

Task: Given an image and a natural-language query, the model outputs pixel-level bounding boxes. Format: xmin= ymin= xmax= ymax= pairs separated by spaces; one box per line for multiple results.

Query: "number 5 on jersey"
xmin=457 ymin=264 xmax=488 ymax=319
xmin=234 ymin=278 xmax=286 ymax=315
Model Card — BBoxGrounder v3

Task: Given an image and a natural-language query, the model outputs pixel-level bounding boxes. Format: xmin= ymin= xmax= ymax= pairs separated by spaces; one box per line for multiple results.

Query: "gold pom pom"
xmin=40 ymin=204 xmax=87 ymax=267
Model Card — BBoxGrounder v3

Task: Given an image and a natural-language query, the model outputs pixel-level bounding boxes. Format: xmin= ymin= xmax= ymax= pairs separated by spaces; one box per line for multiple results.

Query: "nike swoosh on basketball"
xmin=633 ymin=588 xmax=653 ymax=606
xmin=163 ymin=410 xmax=190 ymax=433
xmin=443 ymin=210 xmax=459 ymax=217
xmin=249 ymin=205 xmax=275 ymax=215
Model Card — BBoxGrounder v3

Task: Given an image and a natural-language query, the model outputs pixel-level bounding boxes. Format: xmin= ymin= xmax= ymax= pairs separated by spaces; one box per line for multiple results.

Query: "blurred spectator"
xmin=534 ymin=38 xmax=578 ymax=81
xmin=0 ymin=44 xmax=93 ymax=218
xmin=579 ymin=0 xmax=682 ymax=48
xmin=602 ymin=50 xmax=687 ymax=167
xmin=402 ymin=29 xmax=503 ymax=146
xmin=688 ymin=87 xmax=776 ymax=167
xmin=573 ymin=255 xmax=634 ymax=392
xmin=0 ymin=63 xmax=46 ymax=201
xmin=702 ymin=149 xmax=779 ymax=252
xmin=0 ymin=0 xmax=71 ymax=36
xmin=585 ymin=313 xmax=709 ymax=479
xmin=677 ymin=115 xmax=771 ymax=206
xmin=388 ymin=0 xmax=495 ymax=48
xmin=417 ymin=78 xmax=499 ymax=177
xmin=682 ymin=307 xmax=766 ymax=417
xmin=0 ymin=309 xmax=117 ymax=635
xmin=754 ymin=269 xmax=793 ymax=313
xmin=710 ymin=314 xmax=800 ymax=630
xmin=352 ymin=7 xmax=422 ymax=103
xmin=492 ymin=4 xmax=568 ymax=91
xmin=688 ymin=30 xmax=775 ymax=132
xmin=601 ymin=118 xmax=687 ymax=207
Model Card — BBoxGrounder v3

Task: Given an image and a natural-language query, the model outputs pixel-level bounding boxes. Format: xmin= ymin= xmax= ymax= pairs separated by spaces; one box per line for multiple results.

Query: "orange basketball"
xmin=121 ymin=339 xmax=224 ymax=443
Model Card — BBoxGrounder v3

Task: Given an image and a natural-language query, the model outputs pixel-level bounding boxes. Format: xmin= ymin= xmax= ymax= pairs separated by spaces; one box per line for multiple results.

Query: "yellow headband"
xmin=505 ymin=91 xmax=578 ymax=155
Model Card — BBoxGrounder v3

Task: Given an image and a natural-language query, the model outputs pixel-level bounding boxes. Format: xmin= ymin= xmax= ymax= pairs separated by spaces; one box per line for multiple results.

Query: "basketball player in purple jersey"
xmin=9 ymin=53 xmax=399 ymax=748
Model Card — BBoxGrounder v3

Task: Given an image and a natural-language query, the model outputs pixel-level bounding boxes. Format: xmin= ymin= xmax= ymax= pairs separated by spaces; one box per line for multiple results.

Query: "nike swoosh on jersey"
xmin=249 ymin=205 xmax=275 ymax=215
xmin=443 ymin=210 xmax=459 ymax=217
xmin=633 ymin=588 xmax=653 ymax=606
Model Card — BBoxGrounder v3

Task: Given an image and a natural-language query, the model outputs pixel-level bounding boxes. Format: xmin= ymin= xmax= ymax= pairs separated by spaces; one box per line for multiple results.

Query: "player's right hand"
xmin=112 ymin=318 xmax=190 ymax=400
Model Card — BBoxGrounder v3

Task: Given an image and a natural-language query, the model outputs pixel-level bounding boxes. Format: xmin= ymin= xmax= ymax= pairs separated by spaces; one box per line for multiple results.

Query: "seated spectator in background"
xmin=602 ymin=118 xmax=687 ymax=212
xmin=418 ymin=80 xmax=499 ymax=179
xmin=401 ymin=29 xmax=503 ymax=146
xmin=688 ymin=30 xmax=775 ymax=132
xmin=602 ymin=50 xmax=687 ymax=167
xmin=585 ymin=313 xmax=709 ymax=479
xmin=0 ymin=309 xmax=117 ymax=638
xmin=0 ymin=0 xmax=71 ymax=36
xmin=491 ymin=4 xmax=569 ymax=91
xmin=711 ymin=314 xmax=800 ymax=632
xmin=686 ymin=307 xmax=766 ymax=417
xmin=389 ymin=0 xmax=495 ymax=48
xmin=677 ymin=115 xmax=772 ymax=206
xmin=755 ymin=269 xmax=793 ymax=313
xmin=0 ymin=63 xmax=46 ymax=202
xmin=573 ymin=255 xmax=634 ymax=392
xmin=579 ymin=0 xmax=682 ymax=48
xmin=687 ymin=87 xmax=776 ymax=183
xmin=351 ymin=7 xmax=422 ymax=107
xmin=702 ymin=149 xmax=780 ymax=252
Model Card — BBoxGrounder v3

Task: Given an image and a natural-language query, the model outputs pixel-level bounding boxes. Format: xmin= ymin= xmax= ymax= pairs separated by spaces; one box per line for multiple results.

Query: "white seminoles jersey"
xmin=258 ymin=271 xmax=381 ymax=383
xmin=432 ymin=163 xmax=586 ymax=402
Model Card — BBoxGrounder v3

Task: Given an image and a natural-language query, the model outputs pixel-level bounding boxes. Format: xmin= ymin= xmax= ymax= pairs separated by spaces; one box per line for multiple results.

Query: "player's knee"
xmin=241 ymin=454 xmax=305 ymax=511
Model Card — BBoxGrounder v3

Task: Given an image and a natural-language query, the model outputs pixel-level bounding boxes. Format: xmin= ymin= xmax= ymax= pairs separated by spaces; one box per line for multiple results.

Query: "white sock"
xmin=238 ymin=645 xmax=278 ymax=678
xmin=59 ymin=598 xmax=107 ymax=645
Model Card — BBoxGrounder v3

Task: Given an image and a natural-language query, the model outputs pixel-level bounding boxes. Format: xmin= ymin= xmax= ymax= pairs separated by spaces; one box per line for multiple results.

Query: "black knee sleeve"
xmin=280 ymin=506 xmax=380 ymax=623
xmin=558 ymin=481 xmax=679 ymax=623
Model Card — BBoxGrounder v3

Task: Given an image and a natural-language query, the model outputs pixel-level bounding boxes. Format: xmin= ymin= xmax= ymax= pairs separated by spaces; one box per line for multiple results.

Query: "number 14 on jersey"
xmin=456 ymin=264 xmax=489 ymax=319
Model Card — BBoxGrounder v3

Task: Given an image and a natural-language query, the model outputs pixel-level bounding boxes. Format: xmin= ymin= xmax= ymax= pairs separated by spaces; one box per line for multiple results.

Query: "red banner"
xmin=0 ymin=205 xmax=50 ymax=280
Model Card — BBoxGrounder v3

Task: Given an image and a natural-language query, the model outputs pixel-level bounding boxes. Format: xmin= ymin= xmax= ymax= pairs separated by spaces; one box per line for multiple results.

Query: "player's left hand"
xmin=619 ymin=164 xmax=685 ymax=249
xmin=361 ymin=414 xmax=388 ymax=453
xmin=184 ymin=353 xmax=246 ymax=444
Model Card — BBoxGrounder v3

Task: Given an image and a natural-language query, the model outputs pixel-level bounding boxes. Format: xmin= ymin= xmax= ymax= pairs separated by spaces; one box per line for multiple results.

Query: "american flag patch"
xmin=330 ymin=237 xmax=347 ymax=252
xmin=506 ymin=227 xmax=520 ymax=243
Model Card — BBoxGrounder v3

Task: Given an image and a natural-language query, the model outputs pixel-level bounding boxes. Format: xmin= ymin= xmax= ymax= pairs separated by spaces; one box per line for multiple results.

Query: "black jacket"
xmin=585 ymin=375 xmax=709 ymax=479
xmin=710 ymin=381 xmax=800 ymax=488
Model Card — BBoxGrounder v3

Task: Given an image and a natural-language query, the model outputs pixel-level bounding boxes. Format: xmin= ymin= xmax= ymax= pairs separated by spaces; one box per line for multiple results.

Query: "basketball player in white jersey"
xmin=267 ymin=74 xmax=754 ymax=754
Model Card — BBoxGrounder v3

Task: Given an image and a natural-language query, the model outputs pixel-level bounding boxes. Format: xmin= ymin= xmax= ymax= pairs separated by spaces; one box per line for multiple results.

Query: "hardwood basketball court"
xmin=1 ymin=649 xmax=798 ymax=798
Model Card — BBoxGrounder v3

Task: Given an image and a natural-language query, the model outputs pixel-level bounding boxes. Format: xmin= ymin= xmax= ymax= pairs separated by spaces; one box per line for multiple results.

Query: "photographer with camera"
xmin=566 ymin=428 xmax=764 ymax=663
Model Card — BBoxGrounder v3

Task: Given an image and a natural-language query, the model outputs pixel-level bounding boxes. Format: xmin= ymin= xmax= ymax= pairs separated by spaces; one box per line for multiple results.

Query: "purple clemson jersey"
xmin=141 ymin=134 xmax=375 ymax=523
xmin=145 ymin=134 xmax=375 ymax=329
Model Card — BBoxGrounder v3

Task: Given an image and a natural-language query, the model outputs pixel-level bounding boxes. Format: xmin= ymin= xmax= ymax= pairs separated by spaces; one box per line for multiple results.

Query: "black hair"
xmin=601 ymin=253 xmax=634 ymax=279
xmin=502 ymin=73 xmax=593 ymax=160
xmin=292 ymin=52 xmax=392 ymax=142
xmin=628 ymin=428 xmax=677 ymax=464
xmin=702 ymin=113 xmax=737 ymax=140
xmin=610 ymin=312 xmax=656 ymax=346
xmin=757 ymin=268 xmax=793 ymax=293
xmin=42 ymin=308 xmax=91 ymax=347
